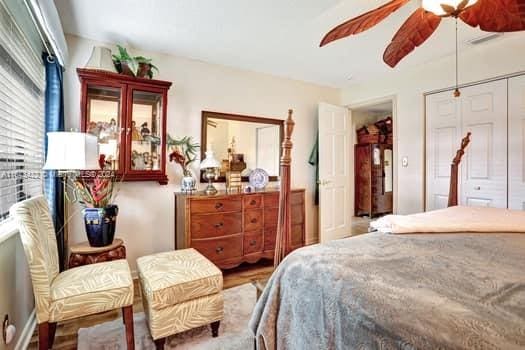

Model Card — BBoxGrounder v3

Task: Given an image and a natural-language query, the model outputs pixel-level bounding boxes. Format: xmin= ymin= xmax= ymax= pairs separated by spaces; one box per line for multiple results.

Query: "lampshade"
xmin=43 ymin=132 xmax=100 ymax=170
xmin=85 ymin=46 xmax=117 ymax=73
xmin=422 ymin=0 xmax=478 ymax=16
xmin=200 ymin=150 xmax=220 ymax=169
xmin=99 ymin=139 xmax=118 ymax=160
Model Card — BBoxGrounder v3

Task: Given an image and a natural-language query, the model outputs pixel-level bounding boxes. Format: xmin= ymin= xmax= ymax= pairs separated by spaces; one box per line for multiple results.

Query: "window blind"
xmin=0 ymin=0 xmax=45 ymax=222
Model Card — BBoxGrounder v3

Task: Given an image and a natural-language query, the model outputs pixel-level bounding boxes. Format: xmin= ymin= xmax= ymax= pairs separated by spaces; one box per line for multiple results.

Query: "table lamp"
xmin=200 ymin=150 xmax=220 ymax=195
xmin=43 ymin=132 xmax=100 ymax=266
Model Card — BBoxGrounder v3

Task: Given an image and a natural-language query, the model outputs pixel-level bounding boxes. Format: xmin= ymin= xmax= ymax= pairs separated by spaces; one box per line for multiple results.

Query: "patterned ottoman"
xmin=137 ymin=249 xmax=223 ymax=349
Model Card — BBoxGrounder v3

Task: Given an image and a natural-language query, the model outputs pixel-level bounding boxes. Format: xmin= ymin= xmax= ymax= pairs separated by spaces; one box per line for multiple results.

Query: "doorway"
xmin=351 ymin=100 xmax=394 ymax=220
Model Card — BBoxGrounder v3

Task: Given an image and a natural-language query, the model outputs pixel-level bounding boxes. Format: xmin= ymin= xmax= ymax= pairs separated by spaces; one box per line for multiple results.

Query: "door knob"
xmin=474 ymin=186 xmax=481 ymax=190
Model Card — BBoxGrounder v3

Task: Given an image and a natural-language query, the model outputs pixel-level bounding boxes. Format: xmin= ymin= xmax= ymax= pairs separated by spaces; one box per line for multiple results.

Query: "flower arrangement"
xmin=71 ymin=155 xmax=121 ymax=208
xmin=167 ymin=135 xmax=200 ymax=175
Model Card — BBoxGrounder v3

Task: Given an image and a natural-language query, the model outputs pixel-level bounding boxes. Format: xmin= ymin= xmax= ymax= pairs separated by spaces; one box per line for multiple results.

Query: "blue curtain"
xmin=43 ymin=53 xmax=66 ymax=271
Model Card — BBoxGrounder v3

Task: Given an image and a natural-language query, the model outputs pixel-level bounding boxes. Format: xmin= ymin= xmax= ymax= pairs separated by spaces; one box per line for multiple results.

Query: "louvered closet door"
xmin=426 ymin=91 xmax=461 ymax=210
xmin=460 ymin=80 xmax=507 ymax=208
xmin=509 ymin=75 xmax=525 ymax=210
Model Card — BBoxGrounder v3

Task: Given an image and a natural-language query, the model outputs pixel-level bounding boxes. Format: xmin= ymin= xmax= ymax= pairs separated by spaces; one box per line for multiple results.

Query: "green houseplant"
xmin=135 ymin=56 xmax=159 ymax=79
xmin=112 ymin=45 xmax=137 ymax=76
xmin=167 ymin=135 xmax=199 ymax=192
xmin=112 ymin=45 xmax=159 ymax=79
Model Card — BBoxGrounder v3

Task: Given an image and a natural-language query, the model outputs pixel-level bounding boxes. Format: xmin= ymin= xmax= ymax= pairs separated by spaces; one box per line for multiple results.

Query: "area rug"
xmin=77 ymin=283 xmax=256 ymax=349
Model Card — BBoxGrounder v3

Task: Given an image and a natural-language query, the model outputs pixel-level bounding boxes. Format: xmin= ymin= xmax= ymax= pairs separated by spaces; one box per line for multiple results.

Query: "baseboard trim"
xmin=305 ymin=238 xmax=319 ymax=246
xmin=15 ymin=309 xmax=36 ymax=350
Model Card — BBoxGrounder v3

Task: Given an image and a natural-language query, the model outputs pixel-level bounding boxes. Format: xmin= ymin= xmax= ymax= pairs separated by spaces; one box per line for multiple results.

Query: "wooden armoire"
xmin=355 ymin=143 xmax=393 ymax=217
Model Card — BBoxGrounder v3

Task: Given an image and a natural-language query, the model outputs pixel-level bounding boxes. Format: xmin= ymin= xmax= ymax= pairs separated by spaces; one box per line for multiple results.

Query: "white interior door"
xmin=426 ymin=91 xmax=461 ymax=210
xmin=460 ymin=80 xmax=507 ymax=208
xmin=318 ymin=102 xmax=352 ymax=243
xmin=509 ymin=75 xmax=525 ymax=210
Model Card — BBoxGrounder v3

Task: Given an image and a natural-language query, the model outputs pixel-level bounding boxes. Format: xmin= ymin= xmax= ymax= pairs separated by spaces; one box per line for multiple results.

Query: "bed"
xmin=249 ymin=227 xmax=525 ymax=349
xmin=250 ymin=117 xmax=525 ymax=349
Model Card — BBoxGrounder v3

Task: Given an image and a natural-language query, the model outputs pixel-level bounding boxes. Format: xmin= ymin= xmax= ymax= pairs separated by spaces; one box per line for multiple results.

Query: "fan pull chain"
xmin=454 ymin=17 xmax=461 ymax=98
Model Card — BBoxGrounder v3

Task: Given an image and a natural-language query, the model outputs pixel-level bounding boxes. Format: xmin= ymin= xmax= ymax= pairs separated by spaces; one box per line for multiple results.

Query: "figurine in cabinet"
xmin=131 ymin=121 xmax=142 ymax=141
xmin=140 ymin=122 xmax=150 ymax=138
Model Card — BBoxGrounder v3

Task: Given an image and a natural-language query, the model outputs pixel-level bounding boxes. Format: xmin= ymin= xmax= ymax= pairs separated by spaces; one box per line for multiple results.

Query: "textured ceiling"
xmin=55 ymin=0 xmax=521 ymax=88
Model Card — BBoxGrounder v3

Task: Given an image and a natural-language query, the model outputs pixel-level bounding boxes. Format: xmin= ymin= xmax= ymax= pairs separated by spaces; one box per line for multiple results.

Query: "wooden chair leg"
xmin=48 ymin=322 xmax=57 ymax=349
xmin=211 ymin=320 xmax=220 ymax=337
xmin=38 ymin=322 xmax=49 ymax=350
xmin=154 ymin=338 xmax=166 ymax=350
xmin=122 ymin=306 xmax=135 ymax=350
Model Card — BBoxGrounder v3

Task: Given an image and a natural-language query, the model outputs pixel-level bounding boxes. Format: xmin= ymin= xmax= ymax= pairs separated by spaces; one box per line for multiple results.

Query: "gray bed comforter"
xmin=249 ymin=232 xmax=525 ymax=350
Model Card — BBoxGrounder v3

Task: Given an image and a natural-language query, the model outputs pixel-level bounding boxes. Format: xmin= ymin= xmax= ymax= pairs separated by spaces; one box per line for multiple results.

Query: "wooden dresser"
xmin=175 ymin=189 xmax=305 ymax=269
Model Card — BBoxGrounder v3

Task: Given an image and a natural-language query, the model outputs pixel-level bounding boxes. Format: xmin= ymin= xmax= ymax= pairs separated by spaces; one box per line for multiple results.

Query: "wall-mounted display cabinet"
xmin=77 ymin=68 xmax=172 ymax=184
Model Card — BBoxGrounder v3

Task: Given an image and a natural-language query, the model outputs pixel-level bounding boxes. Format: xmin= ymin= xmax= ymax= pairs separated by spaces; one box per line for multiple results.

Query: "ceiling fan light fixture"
xmin=422 ymin=0 xmax=478 ymax=16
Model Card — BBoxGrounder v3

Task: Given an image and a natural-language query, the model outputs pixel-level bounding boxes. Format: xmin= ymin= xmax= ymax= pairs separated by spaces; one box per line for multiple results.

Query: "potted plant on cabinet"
xmin=135 ymin=56 xmax=159 ymax=79
xmin=111 ymin=45 xmax=159 ymax=79
xmin=111 ymin=45 xmax=137 ymax=76
xmin=168 ymin=135 xmax=200 ymax=192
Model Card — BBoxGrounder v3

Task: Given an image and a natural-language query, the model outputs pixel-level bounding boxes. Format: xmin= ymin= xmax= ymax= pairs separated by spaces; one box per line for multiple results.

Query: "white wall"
xmin=0 ymin=232 xmax=34 ymax=350
xmin=64 ymin=34 xmax=340 ymax=271
xmin=341 ymin=34 xmax=525 ymax=214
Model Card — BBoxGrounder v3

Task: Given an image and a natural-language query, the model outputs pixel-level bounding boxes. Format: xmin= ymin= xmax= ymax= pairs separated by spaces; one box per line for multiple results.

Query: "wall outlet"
xmin=2 ymin=314 xmax=16 ymax=345
xmin=401 ymin=156 xmax=408 ymax=167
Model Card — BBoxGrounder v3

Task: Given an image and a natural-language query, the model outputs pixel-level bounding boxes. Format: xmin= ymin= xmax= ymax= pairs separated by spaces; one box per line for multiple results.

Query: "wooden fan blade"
xmin=383 ymin=8 xmax=441 ymax=68
xmin=320 ymin=0 xmax=410 ymax=47
xmin=460 ymin=0 xmax=525 ymax=32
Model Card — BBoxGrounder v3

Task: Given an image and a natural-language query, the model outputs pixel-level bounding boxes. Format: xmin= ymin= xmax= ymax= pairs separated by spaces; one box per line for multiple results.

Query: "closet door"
xmin=509 ymin=75 xmax=525 ymax=210
xmin=426 ymin=91 xmax=461 ymax=210
xmin=460 ymin=80 xmax=507 ymax=208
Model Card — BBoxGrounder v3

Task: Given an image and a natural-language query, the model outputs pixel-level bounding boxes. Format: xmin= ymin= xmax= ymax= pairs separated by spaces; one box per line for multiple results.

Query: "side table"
xmin=68 ymin=238 xmax=126 ymax=268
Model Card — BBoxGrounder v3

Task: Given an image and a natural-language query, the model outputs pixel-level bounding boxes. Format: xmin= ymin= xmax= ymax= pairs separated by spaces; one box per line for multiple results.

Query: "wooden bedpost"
xmin=448 ymin=132 xmax=471 ymax=207
xmin=274 ymin=109 xmax=295 ymax=268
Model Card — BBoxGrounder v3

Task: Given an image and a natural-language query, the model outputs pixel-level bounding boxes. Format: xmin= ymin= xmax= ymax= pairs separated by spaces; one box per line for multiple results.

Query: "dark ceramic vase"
xmin=82 ymin=205 xmax=118 ymax=247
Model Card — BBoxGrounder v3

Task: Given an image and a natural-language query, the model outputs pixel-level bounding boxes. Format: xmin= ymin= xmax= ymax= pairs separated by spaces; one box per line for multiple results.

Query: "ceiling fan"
xmin=320 ymin=0 xmax=525 ymax=69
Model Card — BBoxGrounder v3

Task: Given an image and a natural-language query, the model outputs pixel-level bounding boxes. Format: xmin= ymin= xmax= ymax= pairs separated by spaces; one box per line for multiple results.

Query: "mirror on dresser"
xmin=201 ymin=111 xmax=284 ymax=182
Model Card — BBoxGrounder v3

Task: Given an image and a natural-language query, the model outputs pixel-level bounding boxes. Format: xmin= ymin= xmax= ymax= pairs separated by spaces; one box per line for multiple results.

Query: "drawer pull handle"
xmin=250 ymin=218 xmax=257 ymax=224
xmin=250 ymin=200 xmax=257 ymax=205
xmin=215 ymin=203 xmax=223 ymax=209
xmin=214 ymin=222 xmax=224 ymax=228
xmin=249 ymin=239 xmax=257 ymax=246
xmin=216 ymin=247 xmax=224 ymax=254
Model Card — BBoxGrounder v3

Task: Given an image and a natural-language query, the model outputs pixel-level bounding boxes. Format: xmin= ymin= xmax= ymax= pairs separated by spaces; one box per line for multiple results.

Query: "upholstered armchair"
xmin=10 ymin=196 xmax=135 ymax=350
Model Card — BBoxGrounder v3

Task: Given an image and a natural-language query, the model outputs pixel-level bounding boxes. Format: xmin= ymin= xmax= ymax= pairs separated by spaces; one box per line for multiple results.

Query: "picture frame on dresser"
xmin=174 ymin=189 xmax=305 ymax=269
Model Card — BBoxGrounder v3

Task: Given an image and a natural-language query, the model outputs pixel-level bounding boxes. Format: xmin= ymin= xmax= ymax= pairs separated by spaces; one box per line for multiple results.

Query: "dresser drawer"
xmin=264 ymin=193 xmax=279 ymax=208
xmin=245 ymin=209 xmax=263 ymax=231
xmin=263 ymin=226 xmax=276 ymax=251
xmin=190 ymin=212 xmax=242 ymax=239
xmin=244 ymin=230 xmax=263 ymax=255
xmin=192 ymin=235 xmax=242 ymax=262
xmin=190 ymin=197 xmax=242 ymax=214
xmin=243 ymin=194 xmax=262 ymax=209
xmin=264 ymin=207 xmax=278 ymax=228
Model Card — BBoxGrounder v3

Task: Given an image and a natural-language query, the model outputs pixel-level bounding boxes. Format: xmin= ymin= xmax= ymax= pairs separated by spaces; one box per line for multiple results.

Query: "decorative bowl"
xmin=249 ymin=168 xmax=269 ymax=190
